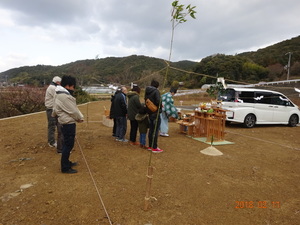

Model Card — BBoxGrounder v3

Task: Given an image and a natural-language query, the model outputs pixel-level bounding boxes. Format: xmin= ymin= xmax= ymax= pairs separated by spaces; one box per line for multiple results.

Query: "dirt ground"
xmin=0 ymin=100 xmax=299 ymax=225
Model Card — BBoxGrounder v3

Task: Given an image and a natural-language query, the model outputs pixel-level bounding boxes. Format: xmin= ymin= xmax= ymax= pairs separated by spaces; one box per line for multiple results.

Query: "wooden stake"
xmin=86 ymin=102 xmax=89 ymax=127
xmin=144 ymin=166 xmax=154 ymax=211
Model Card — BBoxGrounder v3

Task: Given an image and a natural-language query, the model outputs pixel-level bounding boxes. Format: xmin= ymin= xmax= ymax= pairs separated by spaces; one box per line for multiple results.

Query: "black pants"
xmin=129 ymin=120 xmax=138 ymax=142
xmin=61 ymin=123 xmax=76 ymax=172
xmin=112 ymin=118 xmax=117 ymax=136
xmin=148 ymin=113 xmax=161 ymax=149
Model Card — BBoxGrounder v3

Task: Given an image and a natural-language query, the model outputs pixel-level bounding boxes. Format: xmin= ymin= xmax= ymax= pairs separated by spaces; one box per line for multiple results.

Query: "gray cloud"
xmin=0 ymin=0 xmax=299 ymax=72
xmin=0 ymin=0 xmax=89 ymax=26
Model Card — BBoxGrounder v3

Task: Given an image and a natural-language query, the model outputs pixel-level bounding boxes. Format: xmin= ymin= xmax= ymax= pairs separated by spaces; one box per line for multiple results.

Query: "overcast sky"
xmin=0 ymin=0 xmax=299 ymax=72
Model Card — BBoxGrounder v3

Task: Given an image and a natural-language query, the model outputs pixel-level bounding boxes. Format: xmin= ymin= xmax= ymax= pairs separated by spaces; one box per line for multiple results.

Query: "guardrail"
xmin=255 ymin=79 xmax=300 ymax=86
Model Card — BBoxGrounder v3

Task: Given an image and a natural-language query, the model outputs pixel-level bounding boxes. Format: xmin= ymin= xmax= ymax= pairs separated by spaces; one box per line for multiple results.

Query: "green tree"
xmin=171 ymin=80 xmax=179 ymax=88
xmin=10 ymin=72 xmax=30 ymax=84
xmin=206 ymin=82 xmax=225 ymax=99
xmin=194 ymin=54 xmax=269 ymax=83
xmin=242 ymin=62 xmax=269 ymax=82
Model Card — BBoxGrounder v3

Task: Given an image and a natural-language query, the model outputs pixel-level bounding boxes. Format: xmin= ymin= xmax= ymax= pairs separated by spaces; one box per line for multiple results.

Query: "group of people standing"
xmin=110 ymin=79 xmax=178 ymax=153
xmin=45 ymin=76 xmax=178 ymax=173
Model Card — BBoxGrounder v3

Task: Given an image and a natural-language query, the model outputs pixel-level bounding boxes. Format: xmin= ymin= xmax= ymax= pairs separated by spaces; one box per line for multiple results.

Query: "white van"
xmin=218 ymin=87 xmax=300 ymax=128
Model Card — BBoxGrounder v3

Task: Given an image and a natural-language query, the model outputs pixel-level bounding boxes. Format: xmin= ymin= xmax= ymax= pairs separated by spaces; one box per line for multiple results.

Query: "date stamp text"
xmin=235 ymin=201 xmax=280 ymax=209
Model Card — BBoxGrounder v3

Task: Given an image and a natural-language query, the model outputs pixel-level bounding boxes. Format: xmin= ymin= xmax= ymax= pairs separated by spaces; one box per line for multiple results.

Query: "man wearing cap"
xmin=45 ymin=76 xmax=62 ymax=151
xmin=113 ymin=86 xmax=128 ymax=142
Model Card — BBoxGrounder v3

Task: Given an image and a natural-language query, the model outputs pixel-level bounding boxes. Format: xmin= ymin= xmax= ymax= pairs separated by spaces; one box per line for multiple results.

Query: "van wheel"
xmin=243 ymin=114 xmax=256 ymax=128
xmin=288 ymin=114 xmax=298 ymax=127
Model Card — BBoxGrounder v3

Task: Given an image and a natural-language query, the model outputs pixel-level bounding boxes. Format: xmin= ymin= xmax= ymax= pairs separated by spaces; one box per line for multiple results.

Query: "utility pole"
xmin=285 ymin=52 xmax=292 ymax=80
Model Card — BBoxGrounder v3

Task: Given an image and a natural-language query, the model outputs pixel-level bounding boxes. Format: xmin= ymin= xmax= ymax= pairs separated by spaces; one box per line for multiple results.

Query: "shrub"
xmin=0 ymin=86 xmax=46 ymax=118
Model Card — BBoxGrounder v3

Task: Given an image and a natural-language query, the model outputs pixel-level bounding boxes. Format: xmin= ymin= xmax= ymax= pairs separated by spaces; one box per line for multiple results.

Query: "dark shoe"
xmin=57 ymin=150 xmax=62 ymax=154
xmin=140 ymin=144 xmax=148 ymax=149
xmin=62 ymin=168 xmax=77 ymax=174
xmin=130 ymin=141 xmax=140 ymax=145
xmin=70 ymin=162 xmax=78 ymax=167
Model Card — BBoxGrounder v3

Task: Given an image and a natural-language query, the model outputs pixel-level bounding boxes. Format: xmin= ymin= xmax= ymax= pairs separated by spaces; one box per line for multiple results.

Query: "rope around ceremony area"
xmin=226 ymin=130 xmax=300 ymax=151
xmin=75 ymin=136 xmax=113 ymax=225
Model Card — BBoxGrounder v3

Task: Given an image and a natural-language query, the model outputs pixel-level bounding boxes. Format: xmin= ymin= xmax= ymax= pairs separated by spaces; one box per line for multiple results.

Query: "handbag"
xmin=145 ymin=98 xmax=158 ymax=112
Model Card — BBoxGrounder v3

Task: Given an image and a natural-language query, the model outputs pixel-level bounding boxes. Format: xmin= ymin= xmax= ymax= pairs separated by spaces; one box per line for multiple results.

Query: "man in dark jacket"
xmin=113 ymin=86 xmax=128 ymax=142
xmin=144 ymin=79 xmax=163 ymax=153
xmin=127 ymin=85 xmax=142 ymax=145
xmin=109 ymin=88 xmax=121 ymax=137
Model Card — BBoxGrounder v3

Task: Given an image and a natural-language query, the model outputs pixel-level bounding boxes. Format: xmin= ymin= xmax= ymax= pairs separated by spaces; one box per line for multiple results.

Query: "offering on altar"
xmin=207 ymin=108 xmax=214 ymax=113
xmin=200 ymin=102 xmax=206 ymax=109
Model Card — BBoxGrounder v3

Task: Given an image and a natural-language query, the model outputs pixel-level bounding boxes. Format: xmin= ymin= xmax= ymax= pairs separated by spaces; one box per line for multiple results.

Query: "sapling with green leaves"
xmin=144 ymin=2 xmax=197 ymax=211
xmin=169 ymin=1 xmax=196 ymax=61
xmin=163 ymin=1 xmax=197 ymax=88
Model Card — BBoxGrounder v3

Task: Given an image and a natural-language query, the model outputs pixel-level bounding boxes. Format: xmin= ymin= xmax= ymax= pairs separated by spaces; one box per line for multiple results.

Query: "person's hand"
xmin=77 ymin=119 xmax=84 ymax=123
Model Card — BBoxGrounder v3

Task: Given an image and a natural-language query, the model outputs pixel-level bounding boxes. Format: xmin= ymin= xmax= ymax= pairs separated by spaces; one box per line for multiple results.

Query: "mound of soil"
xmin=0 ymin=100 xmax=299 ymax=225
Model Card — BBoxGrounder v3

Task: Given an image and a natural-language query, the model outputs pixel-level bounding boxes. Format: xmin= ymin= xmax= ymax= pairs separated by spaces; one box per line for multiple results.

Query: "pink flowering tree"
xmin=0 ymin=86 xmax=46 ymax=118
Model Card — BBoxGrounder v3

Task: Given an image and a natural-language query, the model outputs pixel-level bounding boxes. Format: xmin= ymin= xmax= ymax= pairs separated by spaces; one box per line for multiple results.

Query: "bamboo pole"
xmin=86 ymin=102 xmax=89 ymax=127
xmin=144 ymin=166 xmax=154 ymax=211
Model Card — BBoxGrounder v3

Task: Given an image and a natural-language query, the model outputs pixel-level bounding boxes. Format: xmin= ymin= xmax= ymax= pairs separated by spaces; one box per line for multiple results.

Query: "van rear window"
xmin=218 ymin=89 xmax=235 ymax=102
xmin=218 ymin=89 xmax=255 ymax=103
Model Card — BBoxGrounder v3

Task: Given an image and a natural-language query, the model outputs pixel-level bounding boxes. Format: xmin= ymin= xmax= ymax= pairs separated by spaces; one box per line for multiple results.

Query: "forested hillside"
xmin=0 ymin=36 xmax=299 ymax=88
xmin=239 ymin=35 xmax=300 ymax=81
xmin=239 ymin=36 xmax=300 ymax=67
xmin=0 ymin=55 xmax=197 ymax=88
xmin=192 ymin=36 xmax=300 ymax=87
